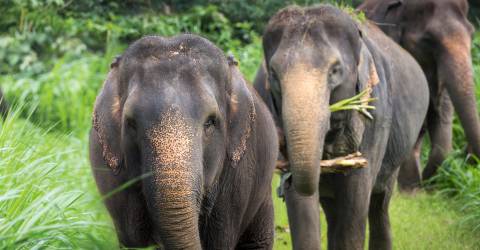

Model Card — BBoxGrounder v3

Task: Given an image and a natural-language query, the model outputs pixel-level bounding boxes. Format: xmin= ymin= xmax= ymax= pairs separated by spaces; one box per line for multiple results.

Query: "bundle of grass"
xmin=330 ymin=88 xmax=376 ymax=119
xmin=319 ymin=88 xmax=376 ymax=172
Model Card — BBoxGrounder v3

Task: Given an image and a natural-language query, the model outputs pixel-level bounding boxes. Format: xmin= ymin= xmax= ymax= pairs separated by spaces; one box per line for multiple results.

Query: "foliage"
xmin=0 ymin=110 xmax=116 ymax=248
xmin=0 ymin=1 xmax=259 ymax=75
xmin=0 ymin=4 xmax=263 ymax=134
xmin=432 ymin=152 xmax=480 ymax=231
xmin=1 ymin=53 xmax=112 ymax=134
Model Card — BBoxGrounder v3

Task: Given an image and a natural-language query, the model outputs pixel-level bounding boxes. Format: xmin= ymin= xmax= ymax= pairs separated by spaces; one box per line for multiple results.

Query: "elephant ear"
xmin=359 ymin=0 xmax=403 ymax=41
xmin=226 ymin=55 xmax=256 ymax=167
xmin=357 ymin=40 xmax=379 ymax=99
xmin=350 ymin=39 xmax=380 ymax=144
xmin=360 ymin=0 xmax=402 ymax=19
xmin=92 ymin=56 xmax=124 ymax=173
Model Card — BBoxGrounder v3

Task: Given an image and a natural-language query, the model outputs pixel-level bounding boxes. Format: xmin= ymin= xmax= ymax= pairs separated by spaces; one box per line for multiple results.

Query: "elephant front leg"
xmin=423 ymin=92 xmax=454 ymax=182
xmin=237 ymin=198 xmax=274 ymax=249
xmin=329 ymin=171 xmax=371 ymax=250
xmin=284 ymin=177 xmax=321 ymax=250
xmin=368 ymin=176 xmax=395 ymax=250
xmin=397 ymin=130 xmax=424 ymax=192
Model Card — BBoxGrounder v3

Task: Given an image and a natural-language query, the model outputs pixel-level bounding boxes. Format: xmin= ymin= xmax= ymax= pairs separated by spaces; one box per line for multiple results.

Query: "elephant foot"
xmin=397 ymin=183 xmax=420 ymax=194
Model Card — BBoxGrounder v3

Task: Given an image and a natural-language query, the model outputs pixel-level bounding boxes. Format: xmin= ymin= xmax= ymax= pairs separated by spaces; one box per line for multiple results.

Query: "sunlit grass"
xmin=0 ymin=109 xmax=117 ymax=249
xmin=272 ymin=173 xmax=479 ymax=249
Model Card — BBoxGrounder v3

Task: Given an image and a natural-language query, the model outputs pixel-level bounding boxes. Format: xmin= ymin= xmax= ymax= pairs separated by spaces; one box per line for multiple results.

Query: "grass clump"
xmin=432 ymin=153 xmax=480 ymax=231
xmin=0 ymin=110 xmax=117 ymax=248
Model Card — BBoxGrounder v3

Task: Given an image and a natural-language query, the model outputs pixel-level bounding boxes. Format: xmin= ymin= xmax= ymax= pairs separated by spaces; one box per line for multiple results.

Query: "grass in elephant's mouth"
xmin=329 ymin=88 xmax=376 ymax=119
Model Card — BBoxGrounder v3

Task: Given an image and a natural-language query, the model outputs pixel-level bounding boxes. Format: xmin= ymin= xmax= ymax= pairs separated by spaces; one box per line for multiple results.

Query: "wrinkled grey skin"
xmin=89 ymin=34 xmax=277 ymax=249
xmin=254 ymin=5 xmax=429 ymax=250
xmin=359 ymin=0 xmax=478 ymax=191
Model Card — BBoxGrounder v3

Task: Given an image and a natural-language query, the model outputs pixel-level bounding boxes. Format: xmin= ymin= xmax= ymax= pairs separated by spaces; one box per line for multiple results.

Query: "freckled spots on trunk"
xmin=145 ymin=107 xmax=197 ymax=204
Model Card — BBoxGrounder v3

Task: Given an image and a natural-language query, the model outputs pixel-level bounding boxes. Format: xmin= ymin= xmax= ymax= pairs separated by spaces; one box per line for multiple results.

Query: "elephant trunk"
xmin=281 ymin=66 xmax=330 ymax=196
xmin=437 ymin=34 xmax=480 ymax=157
xmin=143 ymin=115 xmax=202 ymax=249
xmin=149 ymin=174 xmax=201 ymax=250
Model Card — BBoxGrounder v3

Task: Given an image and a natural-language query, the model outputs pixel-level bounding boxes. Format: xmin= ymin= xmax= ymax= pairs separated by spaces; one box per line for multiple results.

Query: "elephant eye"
xmin=269 ymin=67 xmax=282 ymax=94
xmin=126 ymin=117 xmax=137 ymax=133
xmin=204 ymin=115 xmax=217 ymax=135
xmin=328 ymin=62 xmax=343 ymax=88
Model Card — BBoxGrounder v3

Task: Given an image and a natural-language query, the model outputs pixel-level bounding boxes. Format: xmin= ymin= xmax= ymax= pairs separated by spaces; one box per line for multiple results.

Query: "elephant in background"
xmin=254 ymin=5 xmax=429 ymax=249
xmin=359 ymin=0 xmax=479 ymax=191
xmin=89 ymin=34 xmax=278 ymax=249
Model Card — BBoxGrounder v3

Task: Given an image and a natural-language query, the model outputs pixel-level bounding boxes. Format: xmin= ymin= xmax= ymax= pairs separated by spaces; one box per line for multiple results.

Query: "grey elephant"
xmin=254 ymin=5 xmax=429 ymax=250
xmin=89 ymin=34 xmax=278 ymax=249
xmin=359 ymin=0 xmax=480 ymax=191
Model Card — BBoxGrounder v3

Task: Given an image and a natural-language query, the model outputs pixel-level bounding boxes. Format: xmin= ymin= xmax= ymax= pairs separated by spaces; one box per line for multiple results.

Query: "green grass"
xmin=389 ymin=192 xmax=478 ymax=250
xmin=0 ymin=110 xmax=116 ymax=249
xmin=432 ymin=153 xmax=480 ymax=231
xmin=272 ymin=174 xmax=480 ymax=249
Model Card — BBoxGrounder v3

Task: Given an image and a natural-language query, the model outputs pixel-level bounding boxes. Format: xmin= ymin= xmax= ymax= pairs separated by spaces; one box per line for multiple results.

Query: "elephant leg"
xmin=331 ymin=172 xmax=371 ymax=250
xmin=237 ymin=198 xmax=274 ymax=250
xmin=368 ymin=184 xmax=394 ymax=250
xmin=284 ymin=178 xmax=321 ymax=250
xmin=320 ymin=197 xmax=337 ymax=250
xmin=423 ymin=93 xmax=454 ymax=182
xmin=397 ymin=130 xmax=424 ymax=192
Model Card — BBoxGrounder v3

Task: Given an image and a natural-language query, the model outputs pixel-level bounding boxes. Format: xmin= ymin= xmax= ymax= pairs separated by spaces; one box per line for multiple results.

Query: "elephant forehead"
xmin=440 ymin=34 xmax=471 ymax=58
xmin=146 ymin=108 xmax=196 ymax=166
xmin=282 ymin=64 xmax=330 ymax=120
xmin=283 ymin=63 xmax=328 ymax=88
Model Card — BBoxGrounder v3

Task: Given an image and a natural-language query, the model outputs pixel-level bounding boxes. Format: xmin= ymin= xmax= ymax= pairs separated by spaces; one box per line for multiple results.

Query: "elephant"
xmin=359 ymin=0 xmax=479 ymax=191
xmin=89 ymin=34 xmax=278 ymax=249
xmin=254 ymin=5 xmax=429 ymax=250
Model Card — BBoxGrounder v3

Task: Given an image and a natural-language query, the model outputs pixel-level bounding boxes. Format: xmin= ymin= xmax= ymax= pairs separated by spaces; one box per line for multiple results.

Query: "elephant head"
xmin=262 ymin=5 xmax=379 ymax=196
xmin=359 ymin=0 xmax=480 ymax=158
xmin=91 ymin=35 xmax=256 ymax=249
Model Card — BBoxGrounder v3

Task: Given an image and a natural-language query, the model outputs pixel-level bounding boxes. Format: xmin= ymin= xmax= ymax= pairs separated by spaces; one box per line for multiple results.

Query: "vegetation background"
xmin=0 ymin=0 xmax=479 ymax=248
